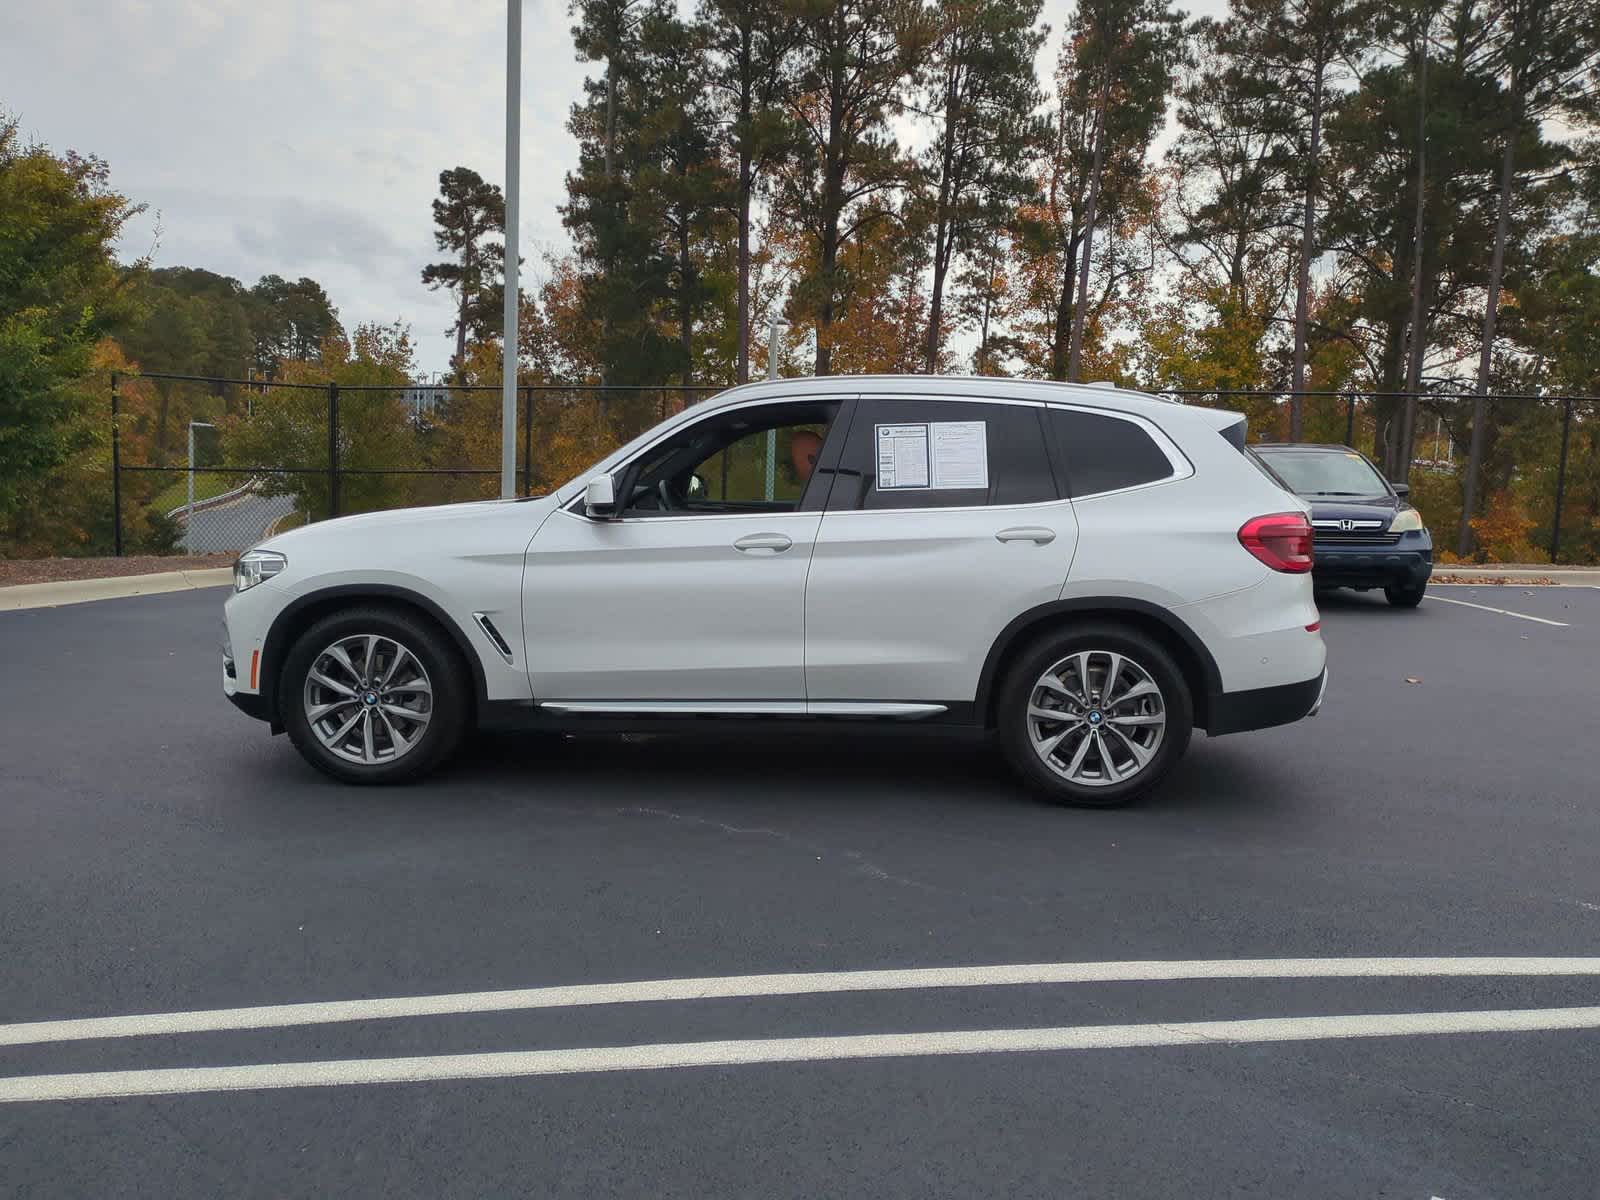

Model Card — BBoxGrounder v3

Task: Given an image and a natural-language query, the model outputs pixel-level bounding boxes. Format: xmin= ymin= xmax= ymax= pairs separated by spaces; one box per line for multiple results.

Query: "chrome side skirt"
xmin=536 ymin=700 xmax=947 ymax=720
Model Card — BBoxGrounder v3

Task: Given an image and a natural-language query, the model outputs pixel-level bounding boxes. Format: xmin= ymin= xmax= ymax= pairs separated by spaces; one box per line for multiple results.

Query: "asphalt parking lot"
xmin=2 ymin=583 xmax=1599 ymax=1198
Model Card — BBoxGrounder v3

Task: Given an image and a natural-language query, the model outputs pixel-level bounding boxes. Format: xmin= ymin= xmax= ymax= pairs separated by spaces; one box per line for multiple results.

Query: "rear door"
xmin=803 ymin=395 xmax=1078 ymax=708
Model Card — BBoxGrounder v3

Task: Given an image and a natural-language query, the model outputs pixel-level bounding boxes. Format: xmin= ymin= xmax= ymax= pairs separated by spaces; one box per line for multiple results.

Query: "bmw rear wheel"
xmin=281 ymin=607 xmax=470 ymax=784
xmin=998 ymin=625 xmax=1192 ymax=807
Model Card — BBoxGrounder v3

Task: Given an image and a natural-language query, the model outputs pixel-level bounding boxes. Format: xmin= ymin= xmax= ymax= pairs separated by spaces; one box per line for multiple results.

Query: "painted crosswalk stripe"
xmin=4 ymin=1006 xmax=1600 ymax=1104
xmin=5 ymin=956 xmax=1600 ymax=1048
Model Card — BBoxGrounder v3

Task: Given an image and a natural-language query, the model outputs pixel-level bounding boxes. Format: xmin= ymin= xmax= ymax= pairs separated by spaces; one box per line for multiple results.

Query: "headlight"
xmin=1389 ymin=507 xmax=1425 ymax=533
xmin=234 ymin=549 xmax=287 ymax=592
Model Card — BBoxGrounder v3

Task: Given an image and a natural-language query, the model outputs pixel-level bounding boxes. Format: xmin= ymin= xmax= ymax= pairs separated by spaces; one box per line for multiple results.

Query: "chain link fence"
xmin=110 ymin=373 xmax=719 ymax=556
xmin=107 ymin=374 xmax=1598 ymax=564
xmin=1153 ymin=389 xmax=1600 ymax=564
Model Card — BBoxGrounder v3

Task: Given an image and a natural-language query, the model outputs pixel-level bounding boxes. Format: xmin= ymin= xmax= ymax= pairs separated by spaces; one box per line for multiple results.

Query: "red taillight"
xmin=1305 ymin=620 xmax=1321 ymax=632
xmin=1238 ymin=512 xmax=1314 ymax=573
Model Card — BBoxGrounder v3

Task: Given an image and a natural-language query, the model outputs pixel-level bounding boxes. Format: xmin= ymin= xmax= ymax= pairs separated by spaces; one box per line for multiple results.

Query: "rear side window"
xmin=827 ymin=399 xmax=1057 ymax=510
xmin=1048 ymin=408 xmax=1174 ymax=497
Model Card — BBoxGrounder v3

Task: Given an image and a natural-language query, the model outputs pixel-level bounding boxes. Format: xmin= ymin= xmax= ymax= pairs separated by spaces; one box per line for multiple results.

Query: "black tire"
xmin=280 ymin=605 xmax=471 ymax=784
xmin=1384 ymin=582 xmax=1426 ymax=608
xmin=996 ymin=624 xmax=1194 ymax=808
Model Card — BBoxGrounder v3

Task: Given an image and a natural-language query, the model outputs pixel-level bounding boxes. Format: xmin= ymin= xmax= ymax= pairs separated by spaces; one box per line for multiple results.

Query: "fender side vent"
xmin=473 ymin=612 xmax=514 ymax=663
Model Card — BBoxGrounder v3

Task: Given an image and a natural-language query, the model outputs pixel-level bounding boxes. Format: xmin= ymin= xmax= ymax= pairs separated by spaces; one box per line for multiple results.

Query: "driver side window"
xmin=621 ymin=401 xmax=840 ymax=517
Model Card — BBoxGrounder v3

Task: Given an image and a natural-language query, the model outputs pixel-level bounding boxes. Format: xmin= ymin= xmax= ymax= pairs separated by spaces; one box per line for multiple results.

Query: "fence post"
xmin=1550 ymin=397 xmax=1573 ymax=565
xmin=1344 ymin=393 xmax=1356 ymax=448
xmin=111 ymin=373 xmax=124 ymax=556
xmin=522 ymin=386 xmax=533 ymax=496
xmin=327 ymin=381 xmax=341 ymax=519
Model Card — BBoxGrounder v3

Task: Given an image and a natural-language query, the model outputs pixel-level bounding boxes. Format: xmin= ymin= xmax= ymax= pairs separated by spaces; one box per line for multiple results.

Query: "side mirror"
xmin=1392 ymin=482 xmax=1410 ymax=499
xmin=584 ymin=474 xmax=618 ymax=520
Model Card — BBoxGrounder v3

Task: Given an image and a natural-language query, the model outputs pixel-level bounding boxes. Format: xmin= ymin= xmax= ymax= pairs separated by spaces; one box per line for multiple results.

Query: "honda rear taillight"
xmin=1238 ymin=512 xmax=1314 ymax=573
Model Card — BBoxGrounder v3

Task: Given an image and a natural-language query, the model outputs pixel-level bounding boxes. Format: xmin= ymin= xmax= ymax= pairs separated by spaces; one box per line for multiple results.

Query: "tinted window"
xmin=827 ymin=399 xmax=1057 ymax=510
xmin=1048 ymin=408 xmax=1174 ymax=497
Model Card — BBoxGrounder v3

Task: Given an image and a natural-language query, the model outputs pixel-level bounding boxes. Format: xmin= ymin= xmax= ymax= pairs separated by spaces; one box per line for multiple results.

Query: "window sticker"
xmin=873 ymin=421 xmax=991 ymax=491
xmin=930 ymin=420 xmax=988 ymax=489
xmin=875 ymin=423 xmax=931 ymax=489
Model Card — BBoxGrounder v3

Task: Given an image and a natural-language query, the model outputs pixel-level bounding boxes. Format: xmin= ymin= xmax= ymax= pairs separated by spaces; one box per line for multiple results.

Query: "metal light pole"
xmin=501 ymin=0 xmax=522 ymax=500
xmin=764 ymin=315 xmax=790 ymax=499
xmin=188 ymin=421 xmax=216 ymax=525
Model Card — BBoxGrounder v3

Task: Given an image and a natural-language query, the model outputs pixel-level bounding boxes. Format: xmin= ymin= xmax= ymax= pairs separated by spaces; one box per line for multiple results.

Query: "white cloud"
xmin=2 ymin=0 xmax=588 ymax=375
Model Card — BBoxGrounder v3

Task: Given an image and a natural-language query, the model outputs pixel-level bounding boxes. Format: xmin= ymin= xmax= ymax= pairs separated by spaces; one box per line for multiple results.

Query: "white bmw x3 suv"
xmin=223 ymin=375 xmax=1326 ymax=806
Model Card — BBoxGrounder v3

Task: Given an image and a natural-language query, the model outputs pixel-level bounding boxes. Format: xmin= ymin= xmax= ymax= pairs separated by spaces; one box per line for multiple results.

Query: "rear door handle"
xmin=734 ymin=532 xmax=793 ymax=554
xmin=995 ymin=526 xmax=1056 ymax=545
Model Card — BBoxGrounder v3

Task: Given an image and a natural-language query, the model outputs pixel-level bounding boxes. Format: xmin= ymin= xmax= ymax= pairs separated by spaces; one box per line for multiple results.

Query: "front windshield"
xmin=1255 ymin=448 xmax=1389 ymax=496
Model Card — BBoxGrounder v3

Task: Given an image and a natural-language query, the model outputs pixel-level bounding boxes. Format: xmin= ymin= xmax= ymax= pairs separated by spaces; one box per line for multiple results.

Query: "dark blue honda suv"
xmin=1252 ymin=443 xmax=1432 ymax=607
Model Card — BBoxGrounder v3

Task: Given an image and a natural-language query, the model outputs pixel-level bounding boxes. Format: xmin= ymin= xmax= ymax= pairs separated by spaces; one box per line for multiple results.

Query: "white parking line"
xmin=6 ymin=957 xmax=1600 ymax=1048
xmin=5 ymin=1005 xmax=1600 ymax=1104
xmin=1424 ymin=595 xmax=1569 ymax=626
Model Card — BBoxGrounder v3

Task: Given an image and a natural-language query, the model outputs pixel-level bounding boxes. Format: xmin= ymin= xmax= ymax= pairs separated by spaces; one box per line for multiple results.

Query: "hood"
xmin=1304 ymin=493 xmax=1402 ymax=526
xmin=256 ymin=495 xmax=555 ymax=554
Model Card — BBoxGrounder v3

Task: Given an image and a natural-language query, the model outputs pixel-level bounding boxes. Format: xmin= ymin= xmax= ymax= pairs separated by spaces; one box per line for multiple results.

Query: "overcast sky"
xmin=4 ymin=1 xmax=1224 ymax=378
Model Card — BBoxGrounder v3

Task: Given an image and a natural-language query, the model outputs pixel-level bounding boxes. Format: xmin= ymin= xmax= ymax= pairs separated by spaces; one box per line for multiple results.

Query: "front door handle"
xmin=734 ymin=532 xmax=793 ymax=554
xmin=995 ymin=526 xmax=1056 ymax=545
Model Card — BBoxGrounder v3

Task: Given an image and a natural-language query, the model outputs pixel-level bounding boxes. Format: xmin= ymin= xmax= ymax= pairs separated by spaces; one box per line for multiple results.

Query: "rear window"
xmin=1048 ymin=408 xmax=1174 ymax=497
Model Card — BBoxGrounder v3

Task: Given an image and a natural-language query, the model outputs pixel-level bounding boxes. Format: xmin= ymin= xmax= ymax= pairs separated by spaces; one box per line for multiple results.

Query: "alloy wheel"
xmin=302 ymin=633 xmax=433 ymax=765
xmin=1026 ymin=649 xmax=1167 ymax=787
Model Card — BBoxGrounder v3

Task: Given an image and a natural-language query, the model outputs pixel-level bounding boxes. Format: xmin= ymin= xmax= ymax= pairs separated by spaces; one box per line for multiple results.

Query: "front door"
xmin=523 ymin=398 xmax=845 ymax=702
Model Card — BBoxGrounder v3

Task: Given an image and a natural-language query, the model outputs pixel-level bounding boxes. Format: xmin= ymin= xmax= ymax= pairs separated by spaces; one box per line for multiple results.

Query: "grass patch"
xmin=149 ymin=472 xmax=250 ymax=515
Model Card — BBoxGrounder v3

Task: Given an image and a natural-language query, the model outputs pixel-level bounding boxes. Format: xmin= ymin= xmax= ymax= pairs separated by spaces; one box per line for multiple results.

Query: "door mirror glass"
xmin=584 ymin=474 xmax=617 ymax=519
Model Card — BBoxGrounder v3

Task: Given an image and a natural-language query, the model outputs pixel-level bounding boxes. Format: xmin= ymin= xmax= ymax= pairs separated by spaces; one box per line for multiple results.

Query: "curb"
xmin=1 ymin=563 xmax=1594 ymax=615
xmin=1432 ymin=567 xmax=1600 ymax=587
xmin=0 ymin=568 xmax=234 ymax=612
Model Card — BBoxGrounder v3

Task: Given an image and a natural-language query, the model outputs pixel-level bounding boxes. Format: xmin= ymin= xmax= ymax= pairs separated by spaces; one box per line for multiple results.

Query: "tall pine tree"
xmin=777 ymin=0 xmax=931 ymax=375
xmin=419 ymin=167 xmax=506 ymax=383
xmin=916 ymin=0 xmax=1046 ymax=372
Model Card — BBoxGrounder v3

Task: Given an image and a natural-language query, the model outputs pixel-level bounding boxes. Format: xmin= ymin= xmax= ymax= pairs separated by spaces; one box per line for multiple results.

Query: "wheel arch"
xmin=976 ymin=598 xmax=1222 ymax=731
xmin=260 ymin=585 xmax=488 ymax=725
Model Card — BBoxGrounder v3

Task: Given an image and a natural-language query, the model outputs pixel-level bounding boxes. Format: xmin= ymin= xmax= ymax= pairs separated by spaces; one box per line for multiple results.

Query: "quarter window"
xmin=1048 ymin=408 xmax=1174 ymax=497
xmin=827 ymin=399 xmax=1057 ymax=510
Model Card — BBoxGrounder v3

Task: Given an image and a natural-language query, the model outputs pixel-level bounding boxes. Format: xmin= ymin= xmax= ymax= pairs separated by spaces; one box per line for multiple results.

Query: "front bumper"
xmin=1206 ymin=668 xmax=1326 ymax=736
xmin=1312 ymin=545 xmax=1432 ymax=591
xmin=227 ymin=681 xmax=273 ymax=722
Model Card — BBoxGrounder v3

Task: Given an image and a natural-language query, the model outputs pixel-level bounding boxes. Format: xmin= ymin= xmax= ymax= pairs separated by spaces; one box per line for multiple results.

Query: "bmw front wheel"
xmin=281 ymin=606 xmax=470 ymax=784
